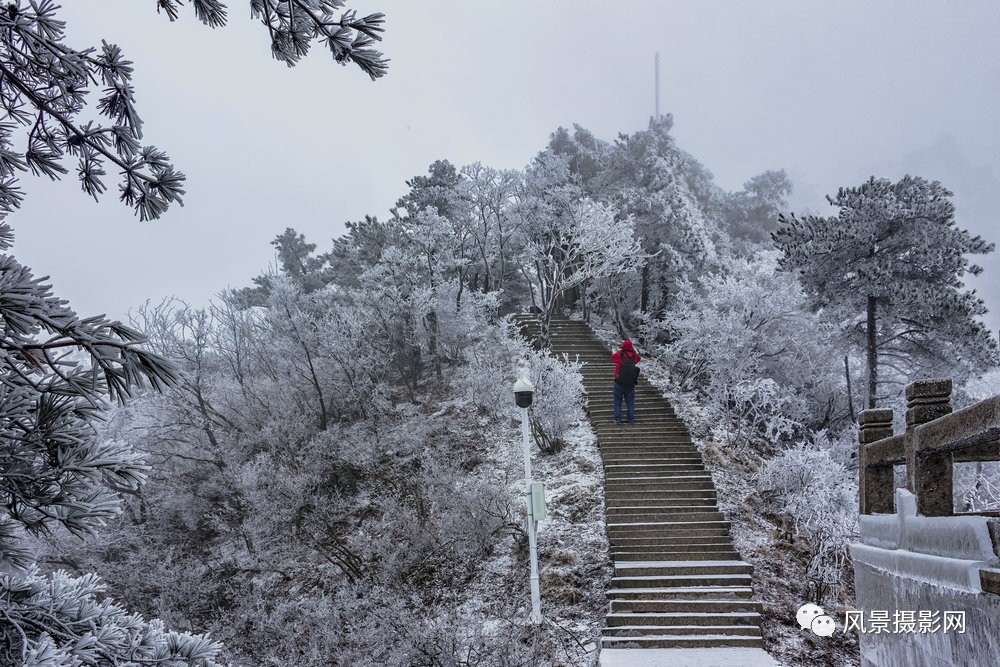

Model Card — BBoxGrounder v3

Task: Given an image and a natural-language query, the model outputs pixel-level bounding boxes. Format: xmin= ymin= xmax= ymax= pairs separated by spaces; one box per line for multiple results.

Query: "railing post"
xmin=905 ymin=379 xmax=954 ymax=516
xmin=859 ymin=408 xmax=895 ymax=514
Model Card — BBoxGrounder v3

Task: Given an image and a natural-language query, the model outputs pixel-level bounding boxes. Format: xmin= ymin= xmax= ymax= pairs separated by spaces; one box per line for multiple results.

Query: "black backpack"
xmin=617 ymin=356 xmax=639 ymax=389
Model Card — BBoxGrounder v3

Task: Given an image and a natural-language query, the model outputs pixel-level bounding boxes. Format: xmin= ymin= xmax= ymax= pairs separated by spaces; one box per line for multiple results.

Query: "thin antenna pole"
xmin=654 ymin=52 xmax=660 ymax=120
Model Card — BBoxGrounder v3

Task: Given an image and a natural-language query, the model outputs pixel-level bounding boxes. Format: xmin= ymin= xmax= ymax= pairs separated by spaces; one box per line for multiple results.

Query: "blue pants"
xmin=614 ymin=384 xmax=635 ymax=422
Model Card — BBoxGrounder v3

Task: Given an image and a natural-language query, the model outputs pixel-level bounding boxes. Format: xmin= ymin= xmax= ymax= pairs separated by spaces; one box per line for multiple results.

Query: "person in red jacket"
xmin=612 ymin=340 xmax=641 ymax=423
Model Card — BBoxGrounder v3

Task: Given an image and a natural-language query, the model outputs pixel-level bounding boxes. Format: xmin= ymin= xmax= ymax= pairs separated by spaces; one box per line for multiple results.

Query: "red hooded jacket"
xmin=611 ymin=340 xmax=641 ymax=378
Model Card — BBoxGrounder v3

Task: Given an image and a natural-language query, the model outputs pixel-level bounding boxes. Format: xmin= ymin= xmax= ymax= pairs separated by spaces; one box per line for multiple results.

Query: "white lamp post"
xmin=513 ymin=373 xmax=543 ymax=625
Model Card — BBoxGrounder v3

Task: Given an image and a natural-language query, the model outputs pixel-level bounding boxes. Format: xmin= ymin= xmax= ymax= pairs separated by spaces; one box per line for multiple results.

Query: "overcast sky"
xmin=11 ymin=1 xmax=1000 ymax=336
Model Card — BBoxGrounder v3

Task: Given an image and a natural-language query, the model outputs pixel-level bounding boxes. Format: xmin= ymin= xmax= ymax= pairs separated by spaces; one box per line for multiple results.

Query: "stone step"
xmin=604 ymin=461 xmax=705 ymax=469
xmin=611 ymin=550 xmax=742 ymax=562
xmin=608 ymin=508 xmax=723 ymax=518
xmin=595 ymin=430 xmax=692 ymax=438
xmin=605 ymin=489 xmax=717 ymax=500
xmin=592 ymin=424 xmax=687 ymax=430
xmin=602 ymin=624 xmax=761 ymax=637
xmin=610 ymin=573 xmax=753 ymax=589
xmin=605 ymin=476 xmax=714 ymax=488
xmin=605 ymin=478 xmax=711 ymax=488
xmin=595 ymin=429 xmax=689 ymax=434
xmin=604 ymin=459 xmax=704 ymax=467
xmin=605 ymin=473 xmax=707 ymax=483
xmin=591 ymin=420 xmax=688 ymax=427
xmin=615 ymin=561 xmax=752 ymax=577
xmin=585 ymin=391 xmax=669 ymax=400
xmin=607 ymin=505 xmax=722 ymax=515
xmin=603 ymin=446 xmax=700 ymax=455
xmin=605 ymin=464 xmax=706 ymax=474
xmin=606 ymin=612 xmax=762 ymax=628
xmin=602 ymin=453 xmax=702 ymax=460
xmin=588 ymin=411 xmax=683 ymax=418
xmin=602 ymin=454 xmax=700 ymax=461
xmin=609 ymin=489 xmax=709 ymax=497
xmin=609 ymin=535 xmax=735 ymax=547
xmin=590 ymin=428 xmax=691 ymax=434
xmin=594 ymin=427 xmax=690 ymax=433
xmin=606 ymin=586 xmax=754 ymax=601
xmin=608 ymin=526 xmax=732 ymax=540
xmin=605 ymin=471 xmax=711 ymax=480
xmin=604 ymin=462 xmax=704 ymax=469
xmin=610 ymin=599 xmax=763 ymax=614
xmin=606 ymin=512 xmax=726 ymax=524
xmin=607 ymin=513 xmax=729 ymax=526
xmin=590 ymin=419 xmax=688 ymax=426
xmin=607 ymin=486 xmax=717 ymax=495
xmin=605 ymin=485 xmax=716 ymax=495
xmin=598 ymin=437 xmax=694 ymax=443
xmin=610 ymin=541 xmax=735 ymax=553
xmin=607 ymin=499 xmax=718 ymax=509
xmin=600 ymin=635 xmax=765 ymax=649
xmin=606 ymin=500 xmax=720 ymax=511
xmin=590 ymin=426 xmax=691 ymax=430
xmin=602 ymin=453 xmax=701 ymax=460
xmin=610 ymin=544 xmax=736 ymax=555
xmin=604 ymin=471 xmax=711 ymax=482
xmin=603 ymin=459 xmax=703 ymax=467
xmin=604 ymin=481 xmax=715 ymax=500
xmin=600 ymin=441 xmax=697 ymax=447
xmin=600 ymin=446 xmax=699 ymax=453
xmin=600 ymin=446 xmax=698 ymax=453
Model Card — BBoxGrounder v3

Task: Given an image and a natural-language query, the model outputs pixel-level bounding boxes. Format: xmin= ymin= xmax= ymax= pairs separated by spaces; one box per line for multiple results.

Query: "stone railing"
xmin=853 ymin=379 xmax=1000 ymax=665
xmin=858 ymin=378 xmax=1000 ymax=518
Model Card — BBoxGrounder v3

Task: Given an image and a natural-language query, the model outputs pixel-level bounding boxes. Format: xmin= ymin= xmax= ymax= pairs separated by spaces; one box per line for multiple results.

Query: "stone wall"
xmin=851 ymin=489 xmax=1000 ymax=667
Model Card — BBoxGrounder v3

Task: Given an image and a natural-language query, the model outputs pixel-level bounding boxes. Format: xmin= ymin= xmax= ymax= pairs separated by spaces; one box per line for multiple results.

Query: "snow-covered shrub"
xmin=707 ymin=377 xmax=801 ymax=450
xmin=956 ymin=367 xmax=1000 ymax=406
xmin=457 ymin=313 xmax=584 ymax=453
xmin=659 ymin=251 xmax=847 ymax=442
xmin=529 ymin=351 xmax=586 ymax=453
xmin=758 ymin=442 xmax=858 ymax=603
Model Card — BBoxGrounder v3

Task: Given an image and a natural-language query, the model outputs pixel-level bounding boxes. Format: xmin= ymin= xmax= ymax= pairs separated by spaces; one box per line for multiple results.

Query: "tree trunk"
xmin=866 ymin=295 xmax=878 ymax=409
xmin=640 ymin=263 xmax=649 ymax=314
xmin=427 ymin=309 xmax=442 ymax=380
xmin=844 ymin=355 xmax=856 ymax=422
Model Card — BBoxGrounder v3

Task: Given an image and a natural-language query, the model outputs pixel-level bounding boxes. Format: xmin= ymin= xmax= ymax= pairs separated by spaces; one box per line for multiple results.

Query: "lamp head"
xmin=513 ymin=376 xmax=535 ymax=408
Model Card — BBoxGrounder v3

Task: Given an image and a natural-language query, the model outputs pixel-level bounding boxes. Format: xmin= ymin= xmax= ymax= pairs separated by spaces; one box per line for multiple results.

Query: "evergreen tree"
xmin=773 ymin=175 xmax=998 ymax=408
xmin=1 ymin=1 xmax=387 ymax=662
xmin=567 ymin=116 xmax=721 ymax=319
xmin=721 ymin=170 xmax=792 ymax=251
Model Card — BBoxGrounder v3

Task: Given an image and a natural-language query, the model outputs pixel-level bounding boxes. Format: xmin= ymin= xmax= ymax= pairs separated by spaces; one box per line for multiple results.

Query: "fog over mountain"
xmin=10 ymin=1 xmax=1000 ymax=336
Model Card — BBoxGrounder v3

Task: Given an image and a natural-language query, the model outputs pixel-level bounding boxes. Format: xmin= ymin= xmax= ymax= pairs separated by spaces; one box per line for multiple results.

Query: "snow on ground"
xmin=456 ymin=411 xmax=610 ymax=666
xmin=599 ymin=647 xmax=783 ymax=667
xmin=531 ymin=419 xmax=613 ymax=663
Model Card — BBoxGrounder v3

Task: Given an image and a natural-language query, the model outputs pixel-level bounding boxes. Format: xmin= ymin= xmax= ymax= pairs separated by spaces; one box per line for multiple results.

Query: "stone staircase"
xmin=518 ymin=316 xmax=768 ymax=653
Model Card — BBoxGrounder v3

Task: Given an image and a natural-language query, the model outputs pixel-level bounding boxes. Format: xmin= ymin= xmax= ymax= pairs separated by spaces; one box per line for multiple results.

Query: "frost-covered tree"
xmin=758 ymin=438 xmax=858 ymax=604
xmin=461 ymin=162 xmax=523 ymax=296
xmin=720 ymin=170 xmax=792 ymax=251
xmin=0 ymin=224 xmax=233 ymax=664
xmin=594 ymin=116 xmax=720 ymax=319
xmin=516 ymin=153 xmax=643 ymax=342
xmin=662 ymin=251 xmax=847 ymax=437
xmin=773 ymin=175 xmax=998 ymax=408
